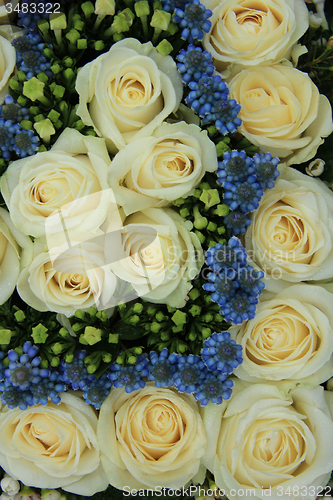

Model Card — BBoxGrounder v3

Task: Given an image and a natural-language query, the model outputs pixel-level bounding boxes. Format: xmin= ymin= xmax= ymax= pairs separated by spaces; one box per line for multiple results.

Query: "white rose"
xmin=0 ymin=128 xmax=111 ymax=238
xmin=230 ymin=284 xmax=333 ymax=384
xmin=245 ymin=166 xmax=333 ymax=291
xmin=0 ymin=35 xmax=16 ymax=103
xmin=108 ymin=122 xmax=218 ymax=215
xmin=17 ymin=234 xmax=118 ymax=316
xmin=109 ymin=208 xmax=204 ymax=307
xmin=97 ymin=383 xmax=207 ymax=490
xmin=75 ymin=38 xmax=183 ymax=153
xmin=203 ymin=383 xmax=333 ymax=500
xmin=0 ymin=393 xmax=109 ymax=495
xmin=0 ymin=207 xmax=32 ymax=305
xmin=202 ymin=0 xmax=309 ymax=76
xmin=228 ymin=64 xmax=333 ymax=165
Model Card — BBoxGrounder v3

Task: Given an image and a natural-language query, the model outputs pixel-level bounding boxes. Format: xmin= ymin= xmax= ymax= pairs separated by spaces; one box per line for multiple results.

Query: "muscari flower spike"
xmin=194 ymin=372 xmax=234 ymax=406
xmin=29 ymin=370 xmax=66 ymax=406
xmin=0 ymin=95 xmax=29 ymax=123
xmin=18 ymin=0 xmax=52 ymax=32
xmin=173 ymin=355 xmax=207 ymax=394
xmin=0 ymin=386 xmax=34 ymax=410
xmin=223 ymin=177 xmax=264 ymax=213
xmin=147 ymin=348 xmax=179 ymax=388
xmin=176 ymin=45 xmax=214 ymax=84
xmin=0 ymin=119 xmax=20 ymax=160
xmin=252 ymin=152 xmax=280 ymax=189
xmin=13 ymin=129 xmax=40 ymax=158
xmin=220 ymin=291 xmax=259 ymax=324
xmin=108 ymin=355 xmax=149 ymax=393
xmin=238 ymin=266 xmax=265 ymax=297
xmin=205 ymin=236 xmax=247 ymax=273
xmin=60 ymin=350 xmax=93 ymax=390
xmin=224 ymin=210 xmax=252 ymax=235
xmin=217 ymin=150 xmax=255 ymax=184
xmin=202 ymin=332 xmax=243 ymax=373
xmin=173 ymin=0 xmax=212 ymax=42
xmin=201 ymin=98 xmax=242 ymax=135
xmin=161 ymin=0 xmax=188 ymax=13
xmin=186 ymin=74 xmax=229 ymax=115
xmin=3 ymin=342 xmax=48 ymax=391
xmin=203 ymin=269 xmax=238 ymax=306
xmin=12 ymin=33 xmax=53 ymax=79
xmin=82 ymin=372 xmax=112 ymax=409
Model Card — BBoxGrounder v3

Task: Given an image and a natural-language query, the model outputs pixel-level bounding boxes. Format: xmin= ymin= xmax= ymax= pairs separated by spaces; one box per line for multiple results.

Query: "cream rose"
xmin=0 ymin=392 xmax=109 ymax=495
xmin=202 ymin=0 xmax=309 ymax=76
xmin=75 ymin=38 xmax=183 ymax=153
xmin=244 ymin=165 xmax=333 ymax=290
xmin=109 ymin=208 xmax=204 ymax=307
xmin=0 ymin=128 xmax=112 ymax=238
xmin=17 ymin=234 xmax=118 ymax=316
xmin=0 ymin=207 xmax=32 ymax=305
xmin=229 ymin=64 xmax=333 ymax=165
xmin=108 ymin=122 xmax=218 ymax=215
xmin=230 ymin=284 xmax=333 ymax=384
xmin=0 ymin=35 xmax=16 ymax=103
xmin=203 ymin=383 xmax=333 ymax=500
xmin=97 ymin=383 xmax=206 ymax=490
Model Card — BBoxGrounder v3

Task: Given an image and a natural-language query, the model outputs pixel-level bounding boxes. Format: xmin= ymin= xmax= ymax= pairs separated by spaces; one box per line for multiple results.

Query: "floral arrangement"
xmin=0 ymin=0 xmax=333 ymax=499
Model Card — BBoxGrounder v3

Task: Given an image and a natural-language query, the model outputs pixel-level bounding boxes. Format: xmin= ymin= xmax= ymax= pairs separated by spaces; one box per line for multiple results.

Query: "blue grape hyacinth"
xmin=202 ymin=332 xmax=243 ymax=373
xmin=173 ymin=0 xmax=212 ymax=42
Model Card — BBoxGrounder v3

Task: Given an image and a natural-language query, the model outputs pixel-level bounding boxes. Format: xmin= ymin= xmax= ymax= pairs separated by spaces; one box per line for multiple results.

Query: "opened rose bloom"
xmin=0 ymin=393 xmax=109 ymax=495
xmin=75 ymin=38 xmax=183 ymax=153
xmin=0 ymin=128 xmax=111 ymax=238
xmin=109 ymin=208 xmax=204 ymax=307
xmin=97 ymin=383 xmax=207 ymax=489
xmin=229 ymin=64 xmax=333 ymax=164
xmin=0 ymin=34 xmax=16 ymax=103
xmin=17 ymin=234 xmax=118 ymax=316
xmin=203 ymin=383 xmax=333 ymax=500
xmin=202 ymin=0 xmax=309 ymax=76
xmin=0 ymin=207 xmax=32 ymax=305
xmin=230 ymin=284 xmax=333 ymax=384
xmin=107 ymin=122 xmax=218 ymax=215
xmin=244 ymin=165 xmax=333 ymax=290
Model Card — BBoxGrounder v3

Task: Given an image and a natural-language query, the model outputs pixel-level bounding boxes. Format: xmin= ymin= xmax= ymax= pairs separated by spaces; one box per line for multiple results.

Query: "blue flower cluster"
xmin=17 ymin=0 xmax=52 ymax=32
xmin=0 ymin=96 xmax=39 ymax=159
xmin=217 ymin=150 xmax=280 ymax=234
xmin=109 ymin=342 xmax=242 ymax=406
xmin=176 ymin=43 xmax=242 ymax=135
xmin=12 ymin=33 xmax=53 ymax=80
xmin=173 ymin=0 xmax=212 ymax=42
xmin=0 ymin=342 xmax=65 ymax=410
xmin=203 ymin=236 xmax=265 ymax=324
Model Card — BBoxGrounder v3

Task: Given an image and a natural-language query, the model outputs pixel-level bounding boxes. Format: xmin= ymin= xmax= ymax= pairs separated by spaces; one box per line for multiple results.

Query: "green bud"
xmin=207 ymin=125 xmax=218 ymax=137
xmin=96 ymin=310 xmax=108 ymax=322
xmin=63 ymin=57 xmax=74 ymax=67
xmin=51 ymin=342 xmax=66 ymax=355
xmin=47 ymin=109 xmax=61 ymax=123
xmin=102 ymin=352 xmax=112 ymax=363
xmin=43 ymin=47 xmax=55 ymax=59
xmin=216 ymin=140 xmax=231 ymax=157
xmin=79 ymin=335 xmax=89 ymax=345
xmin=207 ymin=221 xmax=217 ymax=232
xmin=194 ymin=217 xmax=208 ymax=230
xmin=40 ymin=359 xmax=49 ymax=369
xmin=201 ymin=327 xmax=211 ymax=339
xmin=34 ymin=119 xmax=56 ymax=143
xmin=37 ymin=145 xmax=48 ymax=152
xmin=132 ymin=302 xmax=143 ymax=314
xmin=2 ymin=357 xmax=10 ymax=367
xmin=74 ymin=309 xmax=86 ymax=320
xmin=9 ymin=78 xmax=22 ymax=92
xmin=66 ymin=29 xmax=81 ymax=44
xmin=150 ymin=9 xmax=170 ymax=30
xmin=204 ymin=313 xmax=213 ymax=323
xmin=155 ymin=311 xmax=166 ymax=322
xmin=167 ymin=305 xmax=176 ymax=313
xmin=217 ymin=226 xmax=226 ymax=234
xmin=65 ymin=353 xmax=74 ymax=363
xmin=150 ymin=321 xmax=161 ymax=333
xmin=37 ymin=73 xmax=48 ymax=84
xmin=188 ymin=332 xmax=197 ymax=341
xmin=134 ymin=0 xmax=150 ymax=16
xmin=171 ymin=310 xmax=187 ymax=326
xmin=172 ymin=325 xmax=183 ymax=333
xmin=113 ymin=33 xmax=124 ymax=42
xmin=31 ymin=323 xmax=49 ymax=343
xmin=94 ymin=40 xmax=105 ymax=50
xmin=50 ymin=12 xmax=67 ymax=30
xmin=173 ymin=197 xmax=185 ymax=207
xmin=112 ymin=12 xmax=133 ymax=32
xmin=193 ymin=188 xmax=201 ymax=198
xmin=29 ymin=106 xmax=40 ymax=115
xmin=0 ymin=329 xmax=11 ymax=344
xmin=88 ymin=306 xmax=98 ymax=317
xmin=74 ymin=20 xmax=85 ymax=31
xmin=129 ymin=315 xmax=140 ymax=325
xmin=207 ymin=239 xmax=217 ymax=248
xmin=51 ymin=356 xmax=60 ymax=367
xmin=127 ymin=355 xmax=137 ymax=364
xmin=179 ymin=207 xmax=190 ymax=218
xmin=81 ymin=1 xmax=95 ymax=17
xmin=87 ymin=364 xmax=97 ymax=373
xmin=17 ymin=70 xmax=27 ymax=82
xmin=109 ymin=333 xmax=119 ymax=343
xmin=72 ymin=322 xmax=83 ymax=332
xmin=77 ymin=39 xmax=88 ymax=50
xmin=133 ymin=347 xmax=143 ymax=355
xmin=14 ymin=310 xmax=26 ymax=322
xmin=147 ymin=306 xmax=157 ymax=316
xmin=165 ymin=21 xmax=178 ymax=35
xmin=195 ymin=230 xmax=205 ymax=244
xmin=116 ymin=352 xmax=125 ymax=364
xmin=189 ymin=304 xmax=201 ymax=317
xmin=17 ymin=96 xmax=28 ymax=107
xmin=188 ymin=288 xmax=200 ymax=301
xmin=23 ymin=78 xmax=47 ymax=103
xmin=37 ymin=19 xmax=50 ymax=34
xmin=82 ymin=326 xmax=102 ymax=345
xmin=160 ymin=331 xmax=170 ymax=341
xmin=73 ymin=119 xmax=85 ymax=130
xmin=175 ymin=340 xmax=187 ymax=353
xmin=214 ymin=313 xmax=223 ymax=322
xmin=200 ymin=189 xmax=220 ymax=209
xmin=153 ymin=1 xmax=163 ymax=8
xmin=214 ymin=204 xmax=230 ymax=217
xmin=59 ymin=327 xmax=70 ymax=338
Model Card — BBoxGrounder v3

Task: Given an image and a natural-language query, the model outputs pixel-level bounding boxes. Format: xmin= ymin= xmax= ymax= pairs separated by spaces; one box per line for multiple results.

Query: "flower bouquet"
xmin=0 ymin=0 xmax=333 ymax=499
